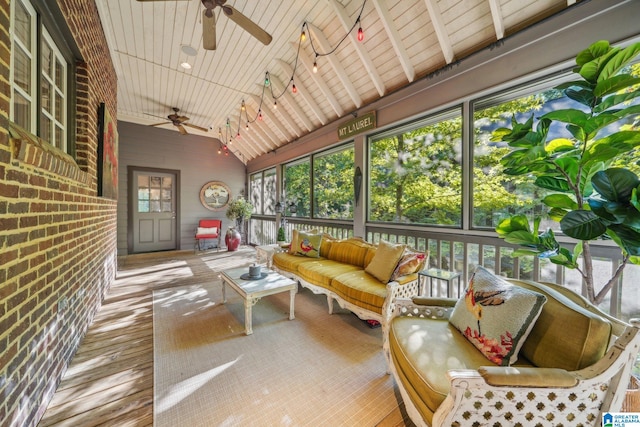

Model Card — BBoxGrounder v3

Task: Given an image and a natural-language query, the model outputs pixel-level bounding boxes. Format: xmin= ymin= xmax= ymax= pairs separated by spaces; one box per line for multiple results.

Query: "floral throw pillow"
xmin=449 ymin=266 xmax=547 ymax=366
xmin=290 ymin=230 xmax=322 ymax=258
xmin=389 ymin=248 xmax=428 ymax=282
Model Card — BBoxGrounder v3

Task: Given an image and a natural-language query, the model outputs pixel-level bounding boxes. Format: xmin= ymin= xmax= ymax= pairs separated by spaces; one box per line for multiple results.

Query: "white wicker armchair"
xmin=385 ymin=281 xmax=640 ymax=427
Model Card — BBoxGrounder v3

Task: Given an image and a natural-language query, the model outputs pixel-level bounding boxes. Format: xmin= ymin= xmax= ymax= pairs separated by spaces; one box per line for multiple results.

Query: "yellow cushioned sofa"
xmin=386 ymin=274 xmax=640 ymax=427
xmin=272 ymin=234 xmax=425 ymax=332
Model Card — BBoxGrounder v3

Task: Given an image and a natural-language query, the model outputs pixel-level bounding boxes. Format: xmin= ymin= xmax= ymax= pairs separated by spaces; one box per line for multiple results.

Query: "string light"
xmin=219 ymin=0 xmax=367 ymax=142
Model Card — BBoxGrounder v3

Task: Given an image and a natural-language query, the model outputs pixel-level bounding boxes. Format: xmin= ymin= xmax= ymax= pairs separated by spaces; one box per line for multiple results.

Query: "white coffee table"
xmin=220 ymin=266 xmax=297 ymax=335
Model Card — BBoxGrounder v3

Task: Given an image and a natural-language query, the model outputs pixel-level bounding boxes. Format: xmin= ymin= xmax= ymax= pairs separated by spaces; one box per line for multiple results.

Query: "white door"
xmin=132 ymin=170 xmax=177 ymax=253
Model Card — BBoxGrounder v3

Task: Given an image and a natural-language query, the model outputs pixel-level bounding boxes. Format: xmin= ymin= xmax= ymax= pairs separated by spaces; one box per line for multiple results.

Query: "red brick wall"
xmin=0 ymin=1 xmax=118 ymax=426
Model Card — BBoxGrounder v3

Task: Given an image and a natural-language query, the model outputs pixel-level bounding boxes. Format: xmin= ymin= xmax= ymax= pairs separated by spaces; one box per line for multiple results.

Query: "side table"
xmin=255 ymin=244 xmax=287 ymax=268
xmin=418 ymin=268 xmax=463 ymax=298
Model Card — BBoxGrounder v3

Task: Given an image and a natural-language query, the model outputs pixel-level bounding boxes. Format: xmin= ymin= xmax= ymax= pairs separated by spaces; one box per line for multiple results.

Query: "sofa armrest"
xmin=392 ymin=297 xmax=455 ymax=320
xmin=477 ymin=366 xmax=578 ymax=387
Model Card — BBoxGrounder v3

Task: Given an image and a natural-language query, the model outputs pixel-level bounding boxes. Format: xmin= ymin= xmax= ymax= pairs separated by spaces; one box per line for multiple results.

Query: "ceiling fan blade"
xmin=225 ymin=6 xmax=272 ymax=46
xmin=202 ymin=9 xmax=216 ymax=50
xmin=183 ymin=122 xmax=209 ymax=132
xmin=176 ymin=115 xmax=190 ymax=122
xmin=177 ymin=124 xmax=188 ymax=135
xmin=150 ymin=121 xmax=171 ymax=127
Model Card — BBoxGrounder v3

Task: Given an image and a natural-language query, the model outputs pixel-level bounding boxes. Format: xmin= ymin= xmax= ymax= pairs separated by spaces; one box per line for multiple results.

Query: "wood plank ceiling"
xmin=95 ymin=0 xmax=574 ymax=164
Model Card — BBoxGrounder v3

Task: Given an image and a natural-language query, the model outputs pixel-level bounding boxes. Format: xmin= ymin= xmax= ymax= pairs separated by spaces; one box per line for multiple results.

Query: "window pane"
xmin=42 ymin=40 xmax=52 ymax=77
xmin=13 ymin=48 xmax=31 ymax=93
xmin=250 ymin=173 xmax=263 ymax=214
xmin=369 ymin=110 xmax=462 ymax=226
xmin=283 ymin=159 xmax=310 ymax=217
xmin=40 ymin=114 xmax=51 ymax=142
xmin=14 ymin=1 xmax=31 ymax=46
xmin=42 ymin=80 xmax=52 ymax=112
xmin=313 ymin=145 xmax=354 ymax=219
xmin=55 ymin=58 xmax=64 ymax=89
xmin=13 ymin=91 xmax=30 ymax=129
xmin=138 ymin=201 xmax=149 ymax=212
xmin=263 ymin=168 xmax=276 ymax=215
xmin=55 ymin=126 xmax=63 ymax=150
xmin=55 ymin=92 xmax=63 ymax=122
xmin=472 ymin=68 xmax=640 ymax=229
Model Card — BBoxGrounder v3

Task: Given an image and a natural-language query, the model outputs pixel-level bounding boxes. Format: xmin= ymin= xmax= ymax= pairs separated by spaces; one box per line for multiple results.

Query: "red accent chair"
xmin=195 ymin=219 xmax=222 ymax=252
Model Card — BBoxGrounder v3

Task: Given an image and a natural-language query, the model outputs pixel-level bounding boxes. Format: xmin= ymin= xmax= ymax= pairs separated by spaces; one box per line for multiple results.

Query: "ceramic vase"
xmin=225 ymin=227 xmax=241 ymax=251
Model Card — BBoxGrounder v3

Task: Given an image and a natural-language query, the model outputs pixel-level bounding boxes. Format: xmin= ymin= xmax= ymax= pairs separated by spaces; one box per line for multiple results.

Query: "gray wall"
xmin=116 ymin=121 xmax=246 ymax=255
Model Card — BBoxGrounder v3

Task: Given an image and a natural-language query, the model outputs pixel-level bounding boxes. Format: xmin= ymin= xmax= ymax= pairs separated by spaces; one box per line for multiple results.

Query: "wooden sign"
xmin=337 ymin=111 xmax=376 ymax=140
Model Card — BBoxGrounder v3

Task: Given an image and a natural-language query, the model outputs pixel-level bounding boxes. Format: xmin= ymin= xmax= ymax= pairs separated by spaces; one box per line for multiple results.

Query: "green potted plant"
xmin=277 ymin=225 xmax=286 ymax=243
xmin=493 ymin=40 xmax=640 ymax=305
xmin=225 ymin=196 xmax=254 ymax=251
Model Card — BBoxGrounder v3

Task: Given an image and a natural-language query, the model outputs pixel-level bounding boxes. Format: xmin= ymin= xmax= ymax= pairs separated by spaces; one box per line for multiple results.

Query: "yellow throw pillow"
xmin=364 ymin=240 xmax=406 ymax=283
xmin=290 ymin=230 xmax=322 ymax=258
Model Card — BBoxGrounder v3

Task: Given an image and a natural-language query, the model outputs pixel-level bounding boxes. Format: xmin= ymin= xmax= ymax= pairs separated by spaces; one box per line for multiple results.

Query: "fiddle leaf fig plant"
xmin=493 ymin=40 xmax=640 ymax=305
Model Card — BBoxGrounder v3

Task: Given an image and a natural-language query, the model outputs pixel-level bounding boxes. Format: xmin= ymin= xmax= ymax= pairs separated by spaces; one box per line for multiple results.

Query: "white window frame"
xmin=10 ymin=0 xmax=69 ymax=153
xmin=10 ymin=0 xmax=38 ymax=134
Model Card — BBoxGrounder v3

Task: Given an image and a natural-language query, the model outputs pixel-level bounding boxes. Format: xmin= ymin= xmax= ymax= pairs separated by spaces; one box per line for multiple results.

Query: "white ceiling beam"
xmin=290 ymin=42 xmax=344 ymax=118
xmin=327 ymin=0 xmax=385 ymax=96
xmin=307 ymin=23 xmax=362 ymax=108
xmin=424 ymin=0 xmax=455 ymax=64
xmin=276 ymin=59 xmax=328 ymax=125
xmin=268 ymin=74 xmax=315 ymax=133
xmin=244 ymin=104 xmax=281 ymax=149
xmin=488 ymin=0 xmax=505 ymax=40
xmin=232 ymin=119 xmax=272 ymax=156
xmin=371 ymin=0 xmax=415 ymax=83
xmin=254 ymin=84 xmax=303 ymax=138
xmin=227 ymin=119 xmax=260 ymax=160
xmin=249 ymin=94 xmax=295 ymax=142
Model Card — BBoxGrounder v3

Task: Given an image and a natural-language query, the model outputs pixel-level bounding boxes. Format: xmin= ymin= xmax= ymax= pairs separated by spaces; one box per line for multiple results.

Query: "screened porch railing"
xmin=249 ymin=217 xmax=639 ymax=321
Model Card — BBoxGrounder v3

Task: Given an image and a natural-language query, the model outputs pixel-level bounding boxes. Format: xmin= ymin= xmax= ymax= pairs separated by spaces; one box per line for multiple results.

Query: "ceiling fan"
xmin=137 ymin=0 xmax=272 ymax=51
xmin=147 ymin=108 xmax=209 ymax=135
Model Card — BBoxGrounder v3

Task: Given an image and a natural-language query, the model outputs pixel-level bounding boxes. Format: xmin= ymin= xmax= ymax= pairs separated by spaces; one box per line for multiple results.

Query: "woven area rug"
xmin=153 ymin=273 xmax=411 ymax=426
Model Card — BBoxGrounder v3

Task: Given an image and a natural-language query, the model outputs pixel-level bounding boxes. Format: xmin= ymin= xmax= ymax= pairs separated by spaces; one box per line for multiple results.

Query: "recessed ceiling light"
xmin=180 ymin=62 xmax=192 ymax=70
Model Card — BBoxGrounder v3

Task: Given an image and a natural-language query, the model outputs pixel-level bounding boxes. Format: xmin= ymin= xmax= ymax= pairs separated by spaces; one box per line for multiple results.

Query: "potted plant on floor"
xmin=493 ymin=40 xmax=640 ymax=305
xmin=225 ymin=196 xmax=254 ymax=251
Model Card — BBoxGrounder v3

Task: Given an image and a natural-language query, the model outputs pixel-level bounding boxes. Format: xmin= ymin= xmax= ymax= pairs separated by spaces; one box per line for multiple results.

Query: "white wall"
xmin=116 ymin=121 xmax=247 ymax=255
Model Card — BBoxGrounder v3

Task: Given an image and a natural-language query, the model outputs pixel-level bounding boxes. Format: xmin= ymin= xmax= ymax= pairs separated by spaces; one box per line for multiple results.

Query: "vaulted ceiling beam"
xmin=244 ymin=104 xmax=281 ymax=149
xmin=327 ymin=0 xmax=385 ymax=96
xmin=255 ymin=83 xmax=303 ymax=138
xmin=268 ymin=74 xmax=315 ymax=133
xmin=276 ymin=59 xmax=328 ymax=125
xmin=307 ymin=23 xmax=362 ymax=108
xmin=488 ymin=0 xmax=505 ymax=40
xmin=371 ymin=0 xmax=415 ymax=82
xmin=424 ymin=0 xmax=454 ymax=64
xmin=290 ymin=42 xmax=344 ymax=118
xmin=250 ymin=94 xmax=296 ymax=142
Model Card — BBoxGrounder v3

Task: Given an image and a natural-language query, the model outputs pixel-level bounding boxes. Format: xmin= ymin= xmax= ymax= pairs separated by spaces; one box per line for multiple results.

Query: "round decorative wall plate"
xmin=199 ymin=181 xmax=231 ymax=211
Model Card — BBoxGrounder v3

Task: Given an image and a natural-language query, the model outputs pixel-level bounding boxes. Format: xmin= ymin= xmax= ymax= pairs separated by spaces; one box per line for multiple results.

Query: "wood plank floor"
xmin=39 ymin=247 xmax=411 ymax=427
xmin=39 ymin=248 xmax=243 ymax=427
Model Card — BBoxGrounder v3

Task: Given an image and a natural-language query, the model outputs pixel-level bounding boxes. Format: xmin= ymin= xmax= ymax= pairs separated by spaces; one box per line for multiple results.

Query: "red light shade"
xmin=292 ymin=84 xmax=297 ymax=94
xmin=357 ymin=26 xmax=364 ymax=42
xmin=258 ymin=110 xmax=263 ymax=121
xmin=236 ymin=132 xmax=241 ymax=139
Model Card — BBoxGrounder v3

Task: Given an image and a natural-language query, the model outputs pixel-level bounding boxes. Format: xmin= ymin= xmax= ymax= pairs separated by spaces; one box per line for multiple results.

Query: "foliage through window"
xmin=249 ymin=168 xmax=276 ymax=215
xmin=368 ymin=110 xmax=462 ymax=226
xmin=472 ymin=66 xmax=640 ymax=230
xmin=313 ymin=144 xmax=354 ymax=219
xmin=283 ymin=158 xmax=311 ymax=217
